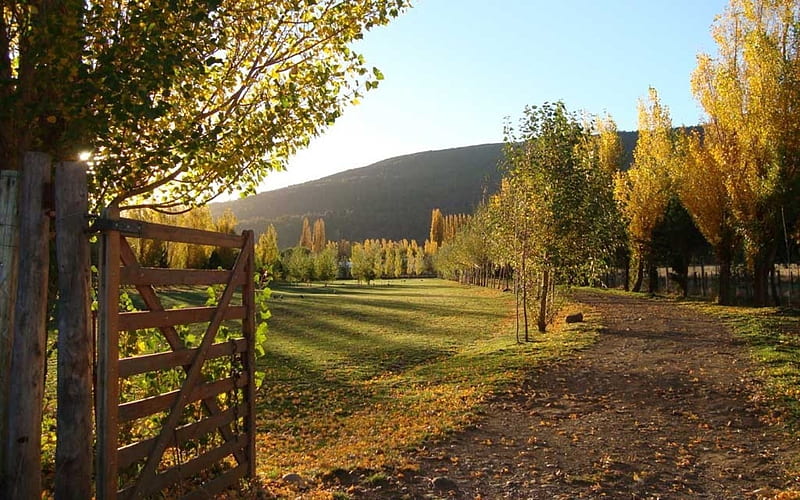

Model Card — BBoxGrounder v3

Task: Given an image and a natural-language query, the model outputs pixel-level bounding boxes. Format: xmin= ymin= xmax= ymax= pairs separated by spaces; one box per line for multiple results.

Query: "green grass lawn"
xmin=39 ymin=279 xmax=599 ymax=496
xmin=254 ymin=279 xmax=599 ymax=483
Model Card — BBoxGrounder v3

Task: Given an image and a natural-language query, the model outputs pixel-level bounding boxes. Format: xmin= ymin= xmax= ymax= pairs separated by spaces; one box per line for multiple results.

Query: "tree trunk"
xmin=514 ymin=272 xmax=520 ymax=344
xmin=700 ymin=260 xmax=707 ymax=297
xmin=717 ymin=255 xmax=733 ymax=306
xmin=647 ymin=260 xmax=658 ymax=294
xmin=521 ymin=251 xmax=529 ymax=342
xmin=623 ymin=263 xmax=629 ymax=291
xmin=5 ymin=153 xmax=51 ymax=499
xmin=770 ymin=264 xmax=779 ymax=307
xmin=54 ymin=162 xmax=92 ymax=500
xmin=537 ymin=267 xmax=550 ymax=333
xmin=0 ymin=170 xmax=19 ymax=484
xmin=632 ymin=250 xmax=644 ymax=292
xmin=752 ymin=245 xmax=776 ymax=307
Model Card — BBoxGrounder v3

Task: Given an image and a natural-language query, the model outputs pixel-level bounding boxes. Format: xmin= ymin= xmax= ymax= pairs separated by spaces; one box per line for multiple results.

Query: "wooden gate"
xmin=95 ymin=208 xmax=256 ymax=499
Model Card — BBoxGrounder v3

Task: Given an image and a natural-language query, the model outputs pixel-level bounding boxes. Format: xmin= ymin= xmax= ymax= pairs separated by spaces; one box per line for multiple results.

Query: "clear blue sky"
xmin=258 ymin=0 xmax=728 ymax=193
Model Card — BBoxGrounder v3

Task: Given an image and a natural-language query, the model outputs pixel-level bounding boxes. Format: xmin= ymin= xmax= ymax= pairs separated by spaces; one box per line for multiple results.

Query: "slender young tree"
xmin=595 ymin=115 xmax=630 ymax=288
xmin=499 ymin=102 xmax=619 ymax=332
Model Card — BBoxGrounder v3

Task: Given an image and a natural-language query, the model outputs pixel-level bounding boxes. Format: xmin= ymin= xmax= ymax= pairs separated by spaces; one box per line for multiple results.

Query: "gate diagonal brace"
xmin=117 ymin=238 xmax=248 ymax=468
xmin=128 ymin=233 xmax=251 ymax=499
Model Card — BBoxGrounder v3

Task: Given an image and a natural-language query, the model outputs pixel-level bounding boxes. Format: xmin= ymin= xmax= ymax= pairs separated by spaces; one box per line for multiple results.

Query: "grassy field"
xmin=253 ymin=279 xmax=599 ymax=488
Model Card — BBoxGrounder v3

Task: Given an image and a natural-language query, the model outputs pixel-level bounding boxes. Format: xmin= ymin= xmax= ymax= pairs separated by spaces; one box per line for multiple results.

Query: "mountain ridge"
xmin=212 ymin=132 xmax=638 ymax=247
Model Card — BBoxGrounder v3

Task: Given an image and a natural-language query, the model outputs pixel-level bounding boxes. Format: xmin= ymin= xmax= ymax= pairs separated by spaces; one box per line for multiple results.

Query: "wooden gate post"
xmin=0 ymin=169 xmax=19 ymax=486
xmin=97 ymin=204 xmax=121 ymax=500
xmin=5 ymin=152 xmax=51 ymax=499
xmin=55 ymin=162 xmax=92 ymax=499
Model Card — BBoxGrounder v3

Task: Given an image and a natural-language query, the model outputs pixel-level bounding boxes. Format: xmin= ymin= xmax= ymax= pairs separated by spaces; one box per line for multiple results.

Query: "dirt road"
xmin=354 ymin=291 xmax=798 ymax=499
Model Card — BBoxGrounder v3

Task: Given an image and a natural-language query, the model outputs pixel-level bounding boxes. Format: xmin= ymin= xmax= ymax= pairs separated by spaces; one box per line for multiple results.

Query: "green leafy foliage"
xmin=1 ymin=0 xmax=410 ymax=211
xmin=490 ymin=102 xmax=621 ymax=332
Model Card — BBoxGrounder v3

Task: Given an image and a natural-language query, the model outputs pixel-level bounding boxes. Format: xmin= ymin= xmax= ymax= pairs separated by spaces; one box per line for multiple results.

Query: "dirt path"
xmin=351 ymin=290 xmax=798 ymax=499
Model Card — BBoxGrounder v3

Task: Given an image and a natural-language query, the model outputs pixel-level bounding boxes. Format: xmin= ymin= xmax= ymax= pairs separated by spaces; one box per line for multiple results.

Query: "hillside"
xmin=212 ymin=132 xmax=638 ymax=248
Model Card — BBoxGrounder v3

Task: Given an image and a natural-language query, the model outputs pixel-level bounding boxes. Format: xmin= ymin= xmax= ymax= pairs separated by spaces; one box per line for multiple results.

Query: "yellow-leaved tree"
xmin=614 ymin=88 xmax=674 ymax=292
xmin=256 ymin=224 xmax=280 ymax=272
xmin=312 ymin=218 xmax=327 ymax=254
xmin=692 ymin=0 xmax=800 ymax=305
xmin=299 ymin=217 xmax=313 ymax=250
xmin=673 ymin=129 xmax=738 ymax=304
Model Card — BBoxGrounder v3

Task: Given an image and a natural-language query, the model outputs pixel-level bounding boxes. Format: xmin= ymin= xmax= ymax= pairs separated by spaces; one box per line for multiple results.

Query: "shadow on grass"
xmin=266 ymin=314 xmax=453 ymax=380
xmin=256 ymin=348 xmax=384 ymax=423
xmin=256 ymin=279 xmax=517 ymax=427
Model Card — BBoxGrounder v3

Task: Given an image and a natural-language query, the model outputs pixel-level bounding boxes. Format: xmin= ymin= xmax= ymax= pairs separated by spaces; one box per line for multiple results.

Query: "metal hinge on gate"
xmin=90 ymin=216 xmax=144 ymax=236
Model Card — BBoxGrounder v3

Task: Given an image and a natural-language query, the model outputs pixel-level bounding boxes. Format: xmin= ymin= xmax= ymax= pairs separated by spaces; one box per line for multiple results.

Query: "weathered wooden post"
xmin=55 ymin=161 xmax=92 ymax=499
xmin=242 ymin=230 xmax=257 ymax=478
xmin=0 ymin=169 xmax=19 ymax=486
xmin=5 ymin=152 xmax=51 ymax=499
xmin=97 ymin=204 xmax=121 ymax=500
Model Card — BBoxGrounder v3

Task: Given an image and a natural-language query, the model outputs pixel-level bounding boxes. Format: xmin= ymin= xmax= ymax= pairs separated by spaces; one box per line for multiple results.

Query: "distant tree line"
xmin=252 ymin=216 xmax=437 ymax=285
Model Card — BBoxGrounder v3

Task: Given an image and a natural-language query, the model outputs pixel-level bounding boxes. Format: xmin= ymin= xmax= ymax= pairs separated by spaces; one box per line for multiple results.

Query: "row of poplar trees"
xmin=255 ymin=216 xmax=434 ymax=283
xmin=618 ymin=0 xmax=800 ymax=307
xmin=435 ymin=0 xmax=800 ymax=339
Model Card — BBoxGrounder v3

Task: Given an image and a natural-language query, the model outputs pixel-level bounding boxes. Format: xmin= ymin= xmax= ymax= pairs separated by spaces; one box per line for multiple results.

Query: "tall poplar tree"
xmin=614 ymin=88 xmax=674 ymax=292
xmin=299 ymin=217 xmax=313 ymax=250
xmin=312 ymin=218 xmax=326 ymax=254
xmin=674 ymin=129 xmax=738 ymax=304
xmin=691 ymin=0 xmax=800 ymax=305
xmin=429 ymin=208 xmax=444 ymax=249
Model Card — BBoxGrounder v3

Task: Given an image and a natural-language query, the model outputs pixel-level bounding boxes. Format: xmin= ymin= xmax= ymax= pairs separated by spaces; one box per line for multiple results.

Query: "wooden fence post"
xmin=5 ymin=152 xmax=51 ymax=499
xmin=0 ymin=169 xmax=19 ymax=486
xmin=55 ymin=162 xmax=92 ymax=499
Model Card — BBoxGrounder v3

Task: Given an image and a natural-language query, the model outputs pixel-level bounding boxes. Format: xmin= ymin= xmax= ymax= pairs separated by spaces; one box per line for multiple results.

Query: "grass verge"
xmin=254 ymin=279 xmax=599 ymax=494
xmin=682 ymin=301 xmax=800 ymax=427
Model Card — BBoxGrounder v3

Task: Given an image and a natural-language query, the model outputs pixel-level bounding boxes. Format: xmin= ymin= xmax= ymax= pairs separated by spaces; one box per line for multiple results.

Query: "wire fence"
xmin=602 ymin=264 xmax=800 ymax=307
